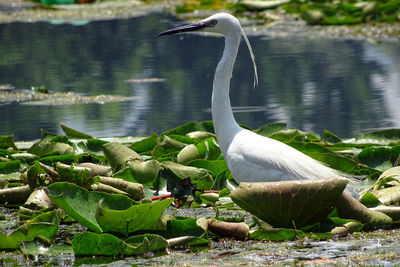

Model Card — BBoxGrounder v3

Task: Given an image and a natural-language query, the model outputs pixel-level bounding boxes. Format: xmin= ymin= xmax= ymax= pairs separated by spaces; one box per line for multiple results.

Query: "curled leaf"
xmin=230 ymin=178 xmax=348 ymax=228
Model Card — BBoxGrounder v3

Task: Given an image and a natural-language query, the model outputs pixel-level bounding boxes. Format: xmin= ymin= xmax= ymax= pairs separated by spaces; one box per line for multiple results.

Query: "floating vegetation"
xmin=174 ymin=0 xmax=400 ymax=25
xmin=125 ymin=78 xmax=166 ymax=83
xmin=0 ymin=89 xmax=137 ymax=106
xmin=1 ymin=121 xmax=400 ymax=265
xmin=283 ymin=0 xmax=400 ymax=25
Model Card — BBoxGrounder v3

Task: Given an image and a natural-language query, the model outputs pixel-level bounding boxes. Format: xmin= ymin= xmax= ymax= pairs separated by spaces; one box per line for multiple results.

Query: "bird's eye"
xmin=210 ymin=19 xmax=217 ymax=26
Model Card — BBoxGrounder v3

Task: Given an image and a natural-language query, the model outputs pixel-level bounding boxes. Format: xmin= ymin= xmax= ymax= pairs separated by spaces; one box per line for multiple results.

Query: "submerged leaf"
xmin=0 ymin=211 xmax=58 ymax=249
xmin=166 ymin=218 xmax=206 ymax=238
xmin=125 ymin=234 xmax=168 ymax=254
xmin=250 ymin=228 xmax=300 ymax=241
xmin=72 ymin=232 xmax=167 ymax=256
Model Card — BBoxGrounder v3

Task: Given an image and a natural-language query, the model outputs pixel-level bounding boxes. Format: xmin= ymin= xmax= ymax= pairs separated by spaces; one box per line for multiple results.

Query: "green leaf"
xmin=27 ymin=161 xmax=44 ymax=188
xmin=230 ymin=178 xmax=348 ymax=229
xmin=72 ymin=232 xmax=128 ymax=256
xmin=161 ymin=161 xmax=213 ymax=190
xmin=360 ymin=192 xmax=382 ymax=207
xmin=355 ymin=129 xmax=400 ymax=144
xmin=102 ymin=142 xmax=142 ymax=172
xmin=195 ymin=137 xmax=221 ymax=160
xmin=177 ymin=144 xmax=201 ymax=165
xmin=152 ymin=135 xmax=187 ymax=158
xmin=166 ymin=218 xmax=206 ymax=238
xmin=124 ymin=234 xmax=168 ymax=254
xmin=20 ymin=242 xmax=73 ymax=256
xmin=78 ymin=139 xmax=108 ymax=156
xmin=28 ymin=136 xmax=74 ymax=157
xmin=0 ymin=160 xmax=21 ymax=174
xmin=188 ymin=159 xmax=228 ymax=177
xmin=254 ymin=122 xmax=287 ymax=137
xmin=114 ymin=160 xmax=162 ymax=185
xmin=322 ymin=130 xmax=342 ymax=143
xmin=358 ymin=146 xmax=400 ymax=172
xmin=41 ymin=0 xmax=74 ymax=5
xmin=270 ymin=129 xmax=320 ymax=143
xmin=55 ymin=162 xmax=93 ymax=186
xmin=162 ymin=121 xmax=214 ymax=136
xmin=0 ymin=211 xmax=59 ymax=249
xmin=96 ymin=198 xmax=174 ymax=235
xmin=288 ymin=141 xmax=376 ymax=175
xmin=218 ymin=188 xmax=230 ymax=197
xmin=72 ymin=232 xmax=167 ymax=256
xmin=60 ymin=123 xmax=93 ymax=139
xmin=129 ymin=133 xmax=159 ymax=154
xmin=250 ymin=228 xmax=300 ymax=241
xmin=46 ymin=182 xmax=136 ymax=233
xmin=199 ymin=192 xmax=219 ymax=204
xmin=0 ymin=135 xmax=17 ymax=150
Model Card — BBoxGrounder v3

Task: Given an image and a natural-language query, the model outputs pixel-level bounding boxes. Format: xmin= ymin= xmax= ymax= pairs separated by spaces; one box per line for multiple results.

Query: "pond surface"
xmin=0 ymin=13 xmax=399 ymax=140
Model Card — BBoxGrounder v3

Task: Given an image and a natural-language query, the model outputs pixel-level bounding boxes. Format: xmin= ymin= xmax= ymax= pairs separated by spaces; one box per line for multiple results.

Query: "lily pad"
xmin=129 ymin=133 xmax=159 ymax=154
xmin=152 ymin=135 xmax=187 ymax=158
xmin=0 ymin=211 xmax=58 ymax=249
xmin=60 ymin=123 xmax=93 ymax=139
xmin=72 ymin=232 xmax=167 ymax=256
xmin=46 ymin=182 xmax=137 ymax=233
xmin=0 ymin=135 xmax=17 ymax=150
xmin=355 ymin=129 xmax=400 ymax=144
xmin=96 ymin=197 xmax=173 ymax=235
xmin=254 ymin=122 xmax=287 ymax=137
xmin=161 ymin=161 xmax=213 ymax=190
xmin=115 ymin=160 xmax=162 ymax=185
xmin=166 ymin=218 xmax=206 ymax=238
xmin=358 ymin=146 xmax=400 ymax=172
xmin=230 ymin=178 xmax=349 ymax=228
xmin=0 ymin=160 xmax=21 ymax=174
xmin=102 ymin=142 xmax=142 ymax=172
xmin=162 ymin=121 xmax=214 ymax=136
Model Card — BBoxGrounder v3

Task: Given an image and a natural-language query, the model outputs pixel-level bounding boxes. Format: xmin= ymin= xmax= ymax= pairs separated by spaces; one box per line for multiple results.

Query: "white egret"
xmin=158 ymin=13 xmax=343 ymax=184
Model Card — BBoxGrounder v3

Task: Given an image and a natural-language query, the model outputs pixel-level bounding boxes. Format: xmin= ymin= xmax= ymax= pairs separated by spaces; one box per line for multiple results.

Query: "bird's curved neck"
xmin=212 ymin=31 xmax=242 ymax=153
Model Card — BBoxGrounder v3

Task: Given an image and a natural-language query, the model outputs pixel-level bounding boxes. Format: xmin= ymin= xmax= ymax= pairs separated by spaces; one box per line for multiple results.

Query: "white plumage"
xmin=159 ymin=13 xmax=342 ymax=184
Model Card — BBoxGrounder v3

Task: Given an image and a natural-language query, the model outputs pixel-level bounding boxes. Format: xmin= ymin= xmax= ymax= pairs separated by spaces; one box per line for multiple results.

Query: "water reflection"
xmin=0 ymin=13 xmax=399 ymax=140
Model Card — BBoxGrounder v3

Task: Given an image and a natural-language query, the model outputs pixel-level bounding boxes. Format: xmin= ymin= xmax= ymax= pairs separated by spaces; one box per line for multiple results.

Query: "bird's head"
xmin=158 ymin=13 xmax=240 ymax=37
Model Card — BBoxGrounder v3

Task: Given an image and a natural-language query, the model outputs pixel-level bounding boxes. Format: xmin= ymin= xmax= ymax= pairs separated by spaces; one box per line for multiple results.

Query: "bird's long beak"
xmin=158 ymin=22 xmax=207 ymax=36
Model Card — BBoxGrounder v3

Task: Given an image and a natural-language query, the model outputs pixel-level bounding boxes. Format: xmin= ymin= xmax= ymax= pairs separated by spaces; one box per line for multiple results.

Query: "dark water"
xmin=0 ymin=13 xmax=399 ymax=140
